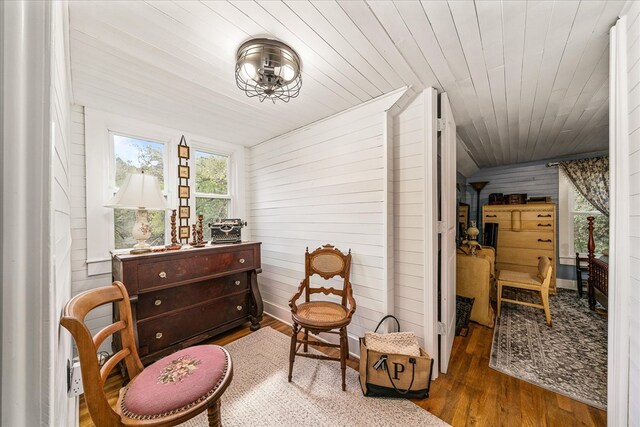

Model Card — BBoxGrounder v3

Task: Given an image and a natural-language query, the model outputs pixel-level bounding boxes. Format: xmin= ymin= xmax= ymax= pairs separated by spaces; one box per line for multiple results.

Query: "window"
xmin=559 ymin=171 xmax=609 ymax=262
xmin=570 ymin=187 xmax=609 ymax=254
xmin=112 ymin=134 xmax=167 ymax=249
xmin=194 ymin=150 xmax=231 ymax=227
xmin=85 ymin=109 xmax=246 ymax=276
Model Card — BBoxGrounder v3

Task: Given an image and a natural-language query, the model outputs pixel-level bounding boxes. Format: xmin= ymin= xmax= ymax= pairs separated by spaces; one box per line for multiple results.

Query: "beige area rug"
xmin=180 ymin=326 xmax=447 ymax=427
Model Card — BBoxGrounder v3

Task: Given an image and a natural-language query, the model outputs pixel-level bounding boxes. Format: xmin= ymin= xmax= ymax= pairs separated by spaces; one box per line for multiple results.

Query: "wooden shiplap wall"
xmin=625 ymin=0 xmax=640 ymax=422
xmin=392 ymin=94 xmax=427 ymax=346
xmin=248 ymin=91 xmax=403 ymax=351
xmin=464 ymin=161 xmax=560 ymax=221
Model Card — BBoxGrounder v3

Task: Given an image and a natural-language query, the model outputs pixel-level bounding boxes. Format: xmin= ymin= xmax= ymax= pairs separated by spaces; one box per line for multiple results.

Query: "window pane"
xmin=573 ymin=213 xmax=609 ymax=254
xmin=113 ymin=134 xmax=166 ymax=249
xmin=573 ymin=189 xmax=597 ymax=213
xmin=196 ymin=197 xmax=230 ymax=230
xmin=195 ymin=151 xmax=228 ymax=195
xmin=114 ymin=134 xmax=165 ymax=190
xmin=114 ymin=209 xmax=166 ymax=249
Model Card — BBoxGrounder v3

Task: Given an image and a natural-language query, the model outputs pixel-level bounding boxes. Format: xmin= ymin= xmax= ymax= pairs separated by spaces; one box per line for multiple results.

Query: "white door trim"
xmin=1 ymin=1 xmax=53 ymax=425
xmin=422 ymin=88 xmax=439 ymax=378
xmin=608 ymin=16 xmax=630 ymax=427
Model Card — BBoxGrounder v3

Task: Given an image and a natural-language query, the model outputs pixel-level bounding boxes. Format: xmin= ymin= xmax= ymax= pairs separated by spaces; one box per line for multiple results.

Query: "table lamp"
xmin=105 ymin=172 xmax=168 ymax=254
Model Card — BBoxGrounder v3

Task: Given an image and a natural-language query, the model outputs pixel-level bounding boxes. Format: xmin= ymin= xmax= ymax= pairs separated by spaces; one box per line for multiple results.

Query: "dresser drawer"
xmin=521 ymin=220 xmax=554 ymax=230
xmin=521 ymin=211 xmax=554 ymax=222
xmin=137 ymin=292 xmax=249 ymax=356
xmin=137 ymin=249 xmax=255 ymax=290
xmin=497 ymin=248 xmax=554 ymax=267
xmin=498 ymin=231 xmax=554 ymax=250
xmin=136 ymin=273 xmax=249 ymax=319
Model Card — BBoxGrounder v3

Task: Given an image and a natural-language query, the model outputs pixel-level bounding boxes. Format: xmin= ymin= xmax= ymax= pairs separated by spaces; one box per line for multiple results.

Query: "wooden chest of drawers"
xmin=482 ymin=204 xmax=557 ymax=292
xmin=112 ymin=242 xmax=263 ymax=365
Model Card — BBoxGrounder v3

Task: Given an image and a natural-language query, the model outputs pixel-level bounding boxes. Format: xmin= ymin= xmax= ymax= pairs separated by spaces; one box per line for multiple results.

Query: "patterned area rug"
xmin=180 ymin=327 xmax=448 ymax=426
xmin=490 ymin=289 xmax=607 ymax=409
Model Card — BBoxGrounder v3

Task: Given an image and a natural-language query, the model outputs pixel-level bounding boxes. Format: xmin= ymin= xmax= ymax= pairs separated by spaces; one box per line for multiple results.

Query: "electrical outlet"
xmin=67 ymin=358 xmax=84 ymax=397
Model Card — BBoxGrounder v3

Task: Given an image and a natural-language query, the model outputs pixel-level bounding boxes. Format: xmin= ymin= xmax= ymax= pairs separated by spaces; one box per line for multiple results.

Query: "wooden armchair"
xmin=60 ymin=281 xmax=233 ymax=427
xmin=288 ymin=244 xmax=356 ymax=391
xmin=497 ymin=256 xmax=553 ymax=326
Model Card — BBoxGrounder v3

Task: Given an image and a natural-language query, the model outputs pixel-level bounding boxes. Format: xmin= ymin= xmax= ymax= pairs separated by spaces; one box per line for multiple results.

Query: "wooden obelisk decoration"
xmin=166 ymin=209 xmax=182 ymax=250
xmin=177 ymin=135 xmax=191 ymax=244
xmin=193 ymin=214 xmax=205 ymax=248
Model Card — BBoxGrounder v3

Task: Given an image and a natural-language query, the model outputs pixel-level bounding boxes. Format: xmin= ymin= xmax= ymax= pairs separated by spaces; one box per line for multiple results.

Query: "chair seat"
xmin=498 ymin=270 xmax=542 ymax=288
xmin=120 ymin=345 xmax=228 ymax=420
xmin=293 ymin=301 xmax=349 ymax=328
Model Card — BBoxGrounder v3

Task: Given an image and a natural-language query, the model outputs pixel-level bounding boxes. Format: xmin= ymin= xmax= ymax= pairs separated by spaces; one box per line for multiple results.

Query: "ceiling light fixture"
xmin=235 ymin=38 xmax=302 ymax=103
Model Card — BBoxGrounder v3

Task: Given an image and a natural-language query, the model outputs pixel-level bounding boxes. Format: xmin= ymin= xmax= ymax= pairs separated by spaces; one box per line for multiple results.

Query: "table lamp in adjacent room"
xmin=469 ymin=181 xmax=489 ymax=233
xmin=105 ymin=172 xmax=168 ymax=254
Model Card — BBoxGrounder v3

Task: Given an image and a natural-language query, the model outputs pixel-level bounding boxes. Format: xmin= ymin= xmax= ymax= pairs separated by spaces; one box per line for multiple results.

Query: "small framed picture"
xmin=179 ymin=185 xmax=190 ymax=199
xmin=178 ymin=165 xmax=190 ymax=179
xmin=179 ymin=226 xmax=190 ymax=239
xmin=179 ymin=205 xmax=190 ymax=219
xmin=178 ymin=145 xmax=190 ymax=159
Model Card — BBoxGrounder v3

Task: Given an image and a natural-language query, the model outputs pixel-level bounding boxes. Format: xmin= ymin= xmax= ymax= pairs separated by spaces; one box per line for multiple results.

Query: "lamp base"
xmin=129 ymin=248 xmax=152 ymax=254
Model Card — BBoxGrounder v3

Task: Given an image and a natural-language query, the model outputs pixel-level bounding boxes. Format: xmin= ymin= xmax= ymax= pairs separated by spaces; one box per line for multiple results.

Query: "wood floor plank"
xmin=79 ymin=317 xmax=606 ymax=427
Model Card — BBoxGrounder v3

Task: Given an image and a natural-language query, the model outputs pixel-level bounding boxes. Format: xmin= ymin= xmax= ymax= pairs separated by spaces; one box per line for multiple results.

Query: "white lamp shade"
xmin=105 ymin=173 xmax=168 ymax=210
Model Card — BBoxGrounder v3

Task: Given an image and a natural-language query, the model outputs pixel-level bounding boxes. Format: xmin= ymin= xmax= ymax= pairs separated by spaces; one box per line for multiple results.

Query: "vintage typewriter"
xmin=209 ymin=218 xmax=247 ymax=244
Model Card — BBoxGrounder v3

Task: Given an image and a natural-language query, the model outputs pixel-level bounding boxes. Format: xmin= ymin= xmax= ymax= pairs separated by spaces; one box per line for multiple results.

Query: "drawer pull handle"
xmin=486 ymin=215 xmax=497 ymax=218
xmin=154 ymin=299 xmax=162 ymax=306
xmin=239 ymin=258 xmax=245 ymax=264
xmin=234 ymin=280 xmax=241 ymax=286
xmin=538 ymin=223 xmax=552 ymax=227
xmin=537 ymin=214 xmax=552 ymax=218
xmin=237 ymin=306 xmax=243 ymax=311
xmin=159 ymin=271 xmax=167 ymax=279
xmin=538 ymin=239 xmax=552 ymax=243
xmin=155 ymin=332 xmax=163 ymax=339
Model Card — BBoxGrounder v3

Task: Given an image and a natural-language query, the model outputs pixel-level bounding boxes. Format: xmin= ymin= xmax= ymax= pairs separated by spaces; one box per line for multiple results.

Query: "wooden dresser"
xmin=482 ymin=203 xmax=557 ymax=292
xmin=112 ymin=242 xmax=263 ymax=365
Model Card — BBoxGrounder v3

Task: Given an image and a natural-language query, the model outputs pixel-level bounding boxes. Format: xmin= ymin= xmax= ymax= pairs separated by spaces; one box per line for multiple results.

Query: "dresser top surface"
xmin=483 ymin=203 xmax=555 ymax=211
xmin=112 ymin=241 xmax=261 ymax=262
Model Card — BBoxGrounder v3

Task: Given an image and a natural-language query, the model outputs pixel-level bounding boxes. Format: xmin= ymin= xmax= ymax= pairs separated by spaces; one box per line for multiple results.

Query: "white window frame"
xmin=558 ymin=170 xmax=606 ymax=264
xmin=190 ymin=145 xmax=233 ymax=225
xmin=109 ymin=131 xmax=171 ymax=250
xmin=85 ymin=109 xmax=246 ymax=276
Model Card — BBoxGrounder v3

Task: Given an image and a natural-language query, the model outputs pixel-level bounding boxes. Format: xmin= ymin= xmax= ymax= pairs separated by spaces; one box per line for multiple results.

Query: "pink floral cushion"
xmin=122 ymin=345 xmax=228 ymax=418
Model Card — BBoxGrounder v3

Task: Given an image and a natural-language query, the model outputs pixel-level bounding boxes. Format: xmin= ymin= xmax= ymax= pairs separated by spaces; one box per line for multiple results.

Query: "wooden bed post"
xmin=587 ymin=216 xmax=596 ymax=310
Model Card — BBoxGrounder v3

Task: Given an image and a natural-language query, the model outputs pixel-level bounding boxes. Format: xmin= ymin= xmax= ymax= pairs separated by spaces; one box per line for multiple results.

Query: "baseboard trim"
xmin=556 ymin=278 xmax=577 ymax=291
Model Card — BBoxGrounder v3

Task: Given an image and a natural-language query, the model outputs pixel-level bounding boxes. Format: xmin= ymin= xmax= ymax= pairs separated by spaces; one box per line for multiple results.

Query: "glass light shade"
xmin=105 ymin=173 xmax=168 ymax=210
xmin=235 ymin=38 xmax=302 ymax=103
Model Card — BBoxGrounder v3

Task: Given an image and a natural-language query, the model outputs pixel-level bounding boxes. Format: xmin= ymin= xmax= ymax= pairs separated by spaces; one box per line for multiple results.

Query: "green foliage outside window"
xmin=195 ymin=151 xmax=228 ymax=194
xmin=113 ymin=135 xmax=166 ymax=249
xmin=195 ymin=151 xmax=230 ymax=231
xmin=572 ymin=190 xmax=609 ymax=254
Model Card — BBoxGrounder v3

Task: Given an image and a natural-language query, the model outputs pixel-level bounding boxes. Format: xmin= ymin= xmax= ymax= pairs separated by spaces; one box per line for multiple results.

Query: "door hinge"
xmin=437 ymin=118 xmax=445 ymax=131
xmin=437 ymin=221 xmax=447 ymax=233
xmin=437 ymin=322 xmax=446 ymax=335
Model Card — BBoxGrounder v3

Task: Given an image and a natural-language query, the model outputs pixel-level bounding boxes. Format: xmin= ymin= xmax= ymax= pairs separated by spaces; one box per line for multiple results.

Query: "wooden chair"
xmin=60 ymin=281 xmax=233 ymax=427
xmin=288 ymin=244 xmax=356 ymax=391
xmin=497 ymin=256 xmax=553 ymax=326
xmin=575 ymin=252 xmax=589 ymax=298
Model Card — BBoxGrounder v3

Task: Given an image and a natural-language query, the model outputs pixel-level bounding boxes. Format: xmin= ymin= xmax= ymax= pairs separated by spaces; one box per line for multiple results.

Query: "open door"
xmin=438 ymin=93 xmax=457 ymax=373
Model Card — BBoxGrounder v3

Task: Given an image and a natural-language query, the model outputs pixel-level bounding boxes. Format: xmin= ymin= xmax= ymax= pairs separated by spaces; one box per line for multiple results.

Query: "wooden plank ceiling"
xmin=69 ymin=0 xmax=624 ymax=168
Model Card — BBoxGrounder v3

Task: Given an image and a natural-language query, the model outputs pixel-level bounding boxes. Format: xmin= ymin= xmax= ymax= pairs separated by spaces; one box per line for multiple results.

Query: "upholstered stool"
xmin=120 ymin=346 xmax=231 ymax=424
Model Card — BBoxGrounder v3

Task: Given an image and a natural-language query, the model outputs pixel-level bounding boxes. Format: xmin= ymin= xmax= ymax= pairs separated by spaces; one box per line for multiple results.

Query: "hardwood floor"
xmin=80 ymin=316 xmax=606 ymax=427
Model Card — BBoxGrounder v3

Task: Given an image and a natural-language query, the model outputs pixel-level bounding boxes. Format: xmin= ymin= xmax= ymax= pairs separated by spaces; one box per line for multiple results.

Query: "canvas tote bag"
xmin=359 ymin=315 xmax=434 ymax=398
